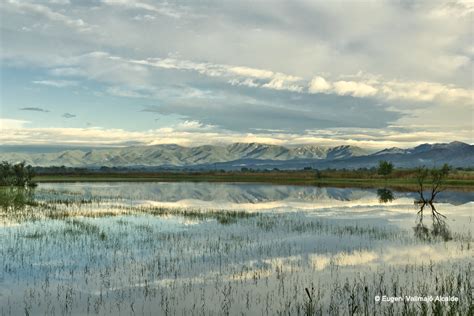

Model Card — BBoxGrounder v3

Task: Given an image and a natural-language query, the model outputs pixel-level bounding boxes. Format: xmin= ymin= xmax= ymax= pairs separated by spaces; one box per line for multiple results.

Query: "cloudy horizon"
xmin=1 ymin=0 xmax=472 ymax=149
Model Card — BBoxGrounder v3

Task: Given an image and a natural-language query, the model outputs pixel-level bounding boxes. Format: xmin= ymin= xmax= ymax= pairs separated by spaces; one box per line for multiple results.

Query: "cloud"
xmin=86 ymin=52 xmax=471 ymax=105
xmin=3 ymin=0 xmax=471 ymax=85
xmin=175 ymin=120 xmax=215 ymax=132
xmin=33 ymin=79 xmax=78 ymax=87
xmin=261 ymin=74 xmax=303 ymax=92
xmin=62 ymin=113 xmax=76 ymax=118
xmin=1 ymin=0 xmax=472 ymax=146
xmin=72 ymin=52 xmax=152 ymax=87
xmin=4 ymin=0 xmax=94 ymax=32
xmin=19 ymin=107 xmax=49 ymax=112
xmin=115 ymin=54 xmax=470 ymax=103
xmin=333 ymin=80 xmax=378 ymax=97
xmin=142 ymin=87 xmax=399 ymax=133
xmin=129 ymin=56 xmax=305 ymax=93
xmin=228 ymin=66 xmax=274 ymax=79
xmin=132 ymin=14 xmax=156 ymax=21
xmin=308 ymin=76 xmax=331 ymax=93
xmin=18 ymin=48 xmax=469 ymax=135
xmin=5 ymin=48 xmax=472 ymax=139
xmin=106 ymin=86 xmax=152 ymax=98
xmin=308 ymin=75 xmax=472 ymax=103
xmin=0 ymin=121 xmax=471 ymax=149
xmin=50 ymin=67 xmax=86 ymax=77
xmin=381 ymin=80 xmax=473 ymax=103
xmin=47 ymin=0 xmax=71 ymax=4
xmin=229 ymin=78 xmax=259 ymax=88
xmin=0 ymin=118 xmax=29 ymax=129
xmin=101 ymin=0 xmax=182 ymax=19
xmin=429 ymin=0 xmax=474 ymax=18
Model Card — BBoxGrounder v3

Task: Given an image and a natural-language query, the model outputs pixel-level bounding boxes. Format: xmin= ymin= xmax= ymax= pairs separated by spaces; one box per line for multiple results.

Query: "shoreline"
xmin=31 ymin=172 xmax=474 ymax=191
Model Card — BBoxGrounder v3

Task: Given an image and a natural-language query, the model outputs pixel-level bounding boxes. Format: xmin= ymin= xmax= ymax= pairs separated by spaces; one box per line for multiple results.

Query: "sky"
xmin=0 ymin=0 xmax=472 ymax=149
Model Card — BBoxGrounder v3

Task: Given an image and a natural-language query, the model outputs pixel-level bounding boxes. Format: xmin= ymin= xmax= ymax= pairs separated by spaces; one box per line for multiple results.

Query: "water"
xmin=1 ymin=182 xmax=473 ymax=315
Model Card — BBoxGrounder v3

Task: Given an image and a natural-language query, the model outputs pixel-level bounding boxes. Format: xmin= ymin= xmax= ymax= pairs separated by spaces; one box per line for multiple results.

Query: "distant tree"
xmin=25 ymin=165 xmax=35 ymax=185
xmin=314 ymin=169 xmax=322 ymax=180
xmin=0 ymin=161 xmax=14 ymax=185
xmin=0 ymin=161 xmax=36 ymax=187
xmin=377 ymin=160 xmax=394 ymax=179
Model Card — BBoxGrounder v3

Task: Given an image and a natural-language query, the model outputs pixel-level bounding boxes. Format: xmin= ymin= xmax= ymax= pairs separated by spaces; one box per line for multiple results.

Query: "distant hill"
xmin=0 ymin=141 xmax=472 ymax=169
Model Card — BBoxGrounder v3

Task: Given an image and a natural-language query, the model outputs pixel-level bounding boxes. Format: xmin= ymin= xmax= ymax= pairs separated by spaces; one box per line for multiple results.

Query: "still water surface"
xmin=1 ymin=182 xmax=472 ymax=315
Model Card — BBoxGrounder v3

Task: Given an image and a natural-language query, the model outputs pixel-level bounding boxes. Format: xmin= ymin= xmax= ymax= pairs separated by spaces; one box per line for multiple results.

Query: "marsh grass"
xmin=0 ymin=184 xmax=473 ymax=315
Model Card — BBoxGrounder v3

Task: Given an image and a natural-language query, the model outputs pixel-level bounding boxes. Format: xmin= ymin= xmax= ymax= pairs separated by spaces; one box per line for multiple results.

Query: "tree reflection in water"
xmin=377 ymin=188 xmax=394 ymax=203
xmin=375 ymin=185 xmax=452 ymax=241
xmin=414 ymin=201 xmax=451 ymax=241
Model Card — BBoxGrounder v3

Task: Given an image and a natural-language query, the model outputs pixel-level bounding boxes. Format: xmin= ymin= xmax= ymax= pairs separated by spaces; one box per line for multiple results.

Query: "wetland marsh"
xmin=0 ymin=182 xmax=473 ymax=315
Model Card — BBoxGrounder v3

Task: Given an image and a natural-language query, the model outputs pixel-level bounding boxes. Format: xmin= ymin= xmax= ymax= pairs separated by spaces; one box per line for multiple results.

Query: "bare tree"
xmin=414 ymin=164 xmax=450 ymax=204
xmin=415 ymin=167 xmax=429 ymax=203
xmin=413 ymin=164 xmax=452 ymax=241
xmin=429 ymin=164 xmax=450 ymax=202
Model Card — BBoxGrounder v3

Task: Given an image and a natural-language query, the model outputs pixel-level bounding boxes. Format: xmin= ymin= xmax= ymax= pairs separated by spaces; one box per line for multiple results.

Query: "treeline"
xmin=30 ymin=163 xmax=474 ymax=180
xmin=309 ymin=162 xmax=473 ymax=181
xmin=34 ymin=166 xmax=179 ymax=175
xmin=0 ymin=161 xmax=36 ymax=187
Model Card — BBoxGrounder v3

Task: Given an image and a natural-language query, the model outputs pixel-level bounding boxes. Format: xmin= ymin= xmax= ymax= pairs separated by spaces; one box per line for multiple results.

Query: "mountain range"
xmin=0 ymin=141 xmax=472 ymax=169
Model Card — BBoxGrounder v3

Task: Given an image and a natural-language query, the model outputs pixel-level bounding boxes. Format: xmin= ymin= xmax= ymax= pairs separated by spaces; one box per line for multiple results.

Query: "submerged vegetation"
xmin=0 ymin=161 xmax=36 ymax=187
xmin=0 ymin=182 xmax=472 ymax=315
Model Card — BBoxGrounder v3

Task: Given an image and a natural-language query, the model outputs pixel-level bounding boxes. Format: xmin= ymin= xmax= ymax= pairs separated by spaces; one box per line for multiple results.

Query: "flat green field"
xmin=34 ymin=170 xmax=474 ymax=190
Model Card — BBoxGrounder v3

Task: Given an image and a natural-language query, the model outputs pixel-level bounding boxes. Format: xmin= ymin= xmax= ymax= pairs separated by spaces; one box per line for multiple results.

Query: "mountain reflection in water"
xmin=35 ymin=182 xmax=474 ymax=205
